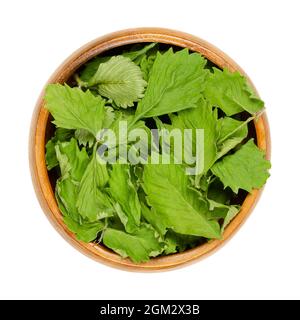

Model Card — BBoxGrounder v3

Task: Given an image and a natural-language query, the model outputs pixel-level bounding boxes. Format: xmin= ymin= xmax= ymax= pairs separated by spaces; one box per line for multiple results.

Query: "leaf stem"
xmin=74 ymin=74 xmax=88 ymax=89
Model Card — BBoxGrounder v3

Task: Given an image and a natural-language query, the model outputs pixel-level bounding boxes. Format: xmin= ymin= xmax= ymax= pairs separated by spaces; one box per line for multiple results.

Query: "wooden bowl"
xmin=29 ymin=28 xmax=271 ymax=271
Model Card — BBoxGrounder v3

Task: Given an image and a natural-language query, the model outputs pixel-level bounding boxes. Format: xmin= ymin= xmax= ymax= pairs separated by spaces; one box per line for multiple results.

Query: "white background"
xmin=0 ymin=0 xmax=299 ymax=300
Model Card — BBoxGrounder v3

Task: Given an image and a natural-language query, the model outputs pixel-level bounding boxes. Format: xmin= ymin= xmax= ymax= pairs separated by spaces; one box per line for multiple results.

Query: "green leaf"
xmin=75 ymin=129 xmax=95 ymax=148
xmin=103 ymin=224 xmax=162 ymax=263
xmin=140 ymin=52 xmax=157 ymax=81
xmin=53 ymin=128 xmax=74 ymax=142
xmin=56 ymin=177 xmax=80 ymax=221
xmin=56 ymin=182 xmax=104 ymax=242
xmin=76 ymin=150 xmax=113 ymax=221
xmin=106 ymin=111 xmax=150 ymax=149
xmin=108 ymin=164 xmax=141 ymax=233
xmin=88 ymin=56 xmax=147 ymax=108
xmin=45 ymin=139 xmax=58 ymax=170
xmin=207 ymin=178 xmax=233 ymax=205
xmin=102 ymin=106 xmax=116 ymax=128
xmin=45 ymin=128 xmax=74 ymax=170
xmin=54 ymin=145 xmax=71 ymax=178
xmin=211 ymin=139 xmax=271 ymax=193
xmin=63 ymin=215 xmax=104 ymax=242
xmin=143 ymin=163 xmax=221 ymax=238
xmin=216 ymin=117 xmax=248 ymax=159
xmin=163 ymin=231 xmax=178 ymax=254
xmin=204 ymin=68 xmax=264 ymax=116
xmin=54 ymin=139 xmax=91 ymax=223
xmin=55 ymin=138 xmax=89 ymax=181
xmin=206 ymin=199 xmax=229 ymax=219
xmin=163 ymin=230 xmax=203 ymax=254
xmin=79 ymin=57 xmax=110 ymax=82
xmin=123 ymin=43 xmax=157 ymax=63
xmin=134 ymin=48 xmax=209 ymax=120
xmin=206 ymin=199 xmax=240 ymax=233
xmin=45 ymin=84 xmax=106 ymax=136
xmin=169 ymin=97 xmax=218 ymax=173
xmin=56 ymin=175 xmax=105 ymax=242
xmin=222 ymin=206 xmax=240 ymax=232
xmin=140 ymin=199 xmax=167 ymax=236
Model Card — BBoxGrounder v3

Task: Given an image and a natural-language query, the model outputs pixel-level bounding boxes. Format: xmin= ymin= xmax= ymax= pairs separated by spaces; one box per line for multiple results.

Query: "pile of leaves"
xmin=45 ymin=43 xmax=271 ymax=263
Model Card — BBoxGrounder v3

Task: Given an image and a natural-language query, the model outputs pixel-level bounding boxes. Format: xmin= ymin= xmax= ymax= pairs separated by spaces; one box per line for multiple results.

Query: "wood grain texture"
xmin=29 ymin=28 xmax=271 ymax=272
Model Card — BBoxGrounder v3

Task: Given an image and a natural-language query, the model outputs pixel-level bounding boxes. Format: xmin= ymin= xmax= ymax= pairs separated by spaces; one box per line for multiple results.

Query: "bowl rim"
xmin=29 ymin=27 xmax=271 ymax=272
